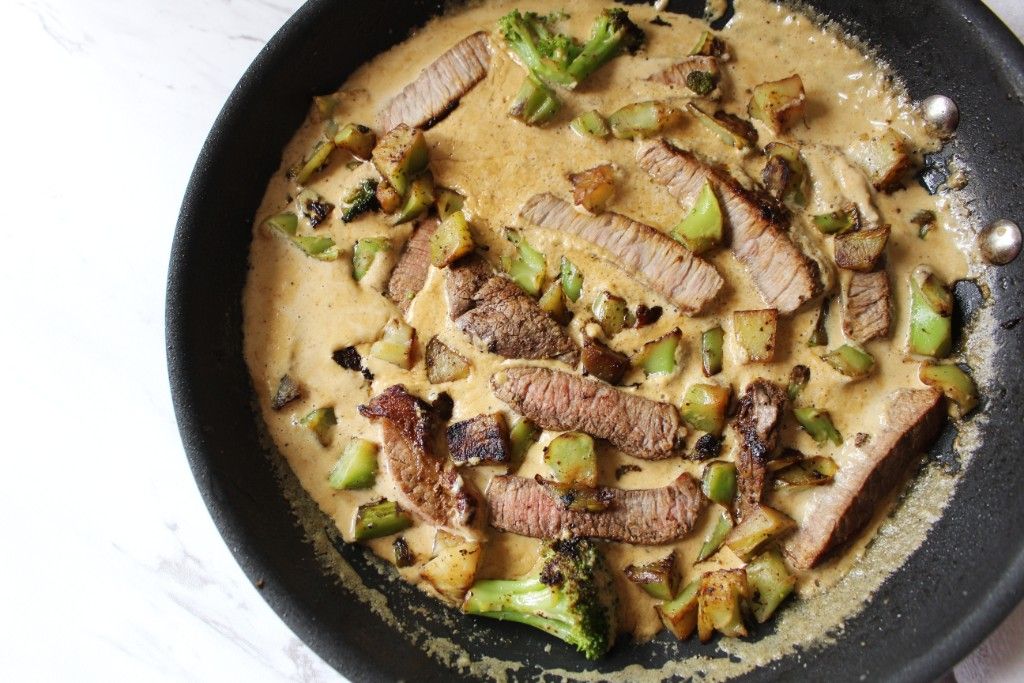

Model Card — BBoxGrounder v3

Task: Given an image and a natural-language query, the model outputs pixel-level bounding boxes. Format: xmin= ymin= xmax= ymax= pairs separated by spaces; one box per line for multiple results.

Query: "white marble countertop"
xmin=1 ymin=1 xmax=1020 ymax=681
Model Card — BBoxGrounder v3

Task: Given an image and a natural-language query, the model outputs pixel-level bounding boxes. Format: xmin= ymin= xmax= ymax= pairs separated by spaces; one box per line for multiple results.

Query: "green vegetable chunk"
xmin=430 ymin=210 xmax=475 ymax=268
xmin=794 ymin=406 xmax=843 ymax=445
xmin=807 ymin=297 xmax=830 ymax=347
xmin=510 ymin=75 xmax=562 ymax=125
xmin=290 ymin=139 xmax=335 ymax=185
xmin=689 ymin=30 xmax=725 ymax=56
xmin=686 ymin=70 xmax=715 ymax=96
xmin=570 ymin=110 xmax=610 ymax=138
xmin=763 ymin=142 xmax=808 ymax=206
xmin=504 ymin=229 xmax=546 ymax=296
xmin=264 ymin=212 xmax=340 ymax=261
xmin=697 ymin=506 xmax=734 ymax=562
xmin=701 ymin=325 xmax=724 ymax=376
xmin=497 ymin=10 xmax=581 ymax=89
xmin=657 ymin=579 xmax=699 ymax=640
xmin=701 ymin=461 xmax=737 ymax=505
xmin=353 ymin=499 xmax=413 ymax=541
xmin=352 ymin=237 xmax=390 ymax=281
xmin=544 ymin=432 xmax=597 ymax=487
xmin=686 ymin=103 xmax=756 ymax=149
xmin=340 ymin=179 xmax=380 ymax=223
xmin=624 ymin=552 xmax=678 ymax=600
xmin=392 ymin=172 xmax=436 ymax=225
xmin=909 ymin=266 xmax=953 ymax=358
xmin=333 ymin=123 xmax=376 ymax=159
xmin=822 ymin=344 xmax=875 ymax=379
xmin=682 ymin=383 xmax=731 ymax=435
xmin=565 ymin=8 xmax=645 ymax=82
xmin=787 ymin=364 xmax=810 ymax=400
xmin=724 ymin=505 xmax=796 ymax=561
xmin=637 ymin=329 xmax=680 ymax=376
xmin=920 ymin=362 xmax=978 ymax=417
xmin=371 ymin=124 xmax=429 ymax=196
xmin=329 ymin=438 xmax=379 ymax=490
xmin=812 ymin=204 xmax=859 ymax=235
xmin=608 ymin=101 xmax=682 ymax=139
xmin=672 ymin=179 xmax=723 ymax=254
xmin=560 ymin=256 xmax=583 ymax=302
xmin=509 ymin=417 xmax=541 ymax=468
xmin=773 ymin=455 xmax=837 ymax=489
xmin=748 ymin=74 xmax=805 ymax=134
xmin=746 ymin=550 xmax=796 ymax=623
xmin=300 ymin=406 xmax=336 ymax=447
xmin=436 ymin=187 xmax=465 ymax=220
xmin=592 ymin=290 xmax=631 ymax=336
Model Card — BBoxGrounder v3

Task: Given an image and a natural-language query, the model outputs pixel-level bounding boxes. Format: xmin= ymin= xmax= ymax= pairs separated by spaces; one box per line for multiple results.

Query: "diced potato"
xmin=592 ymin=290 xmax=631 ymax=337
xmin=725 ymin=505 xmax=796 ymax=561
xmin=582 ymin=336 xmax=630 ymax=385
xmin=657 ymin=579 xmax=700 ymax=640
xmin=333 ymin=123 xmax=376 ymax=159
xmin=375 ymin=180 xmax=402 ymax=214
xmin=746 ymin=550 xmax=796 ymax=623
xmin=371 ymin=124 xmax=429 ymax=196
xmin=697 ymin=568 xmax=750 ymax=642
xmin=543 ymin=432 xmax=597 ymax=487
xmin=681 ymin=383 xmax=731 ymax=435
xmin=624 ymin=552 xmax=679 ymax=600
xmin=430 ymin=210 xmax=475 ymax=267
xmin=538 ymin=281 xmax=570 ymax=324
xmin=447 ymin=413 xmax=510 ymax=466
xmin=420 ymin=530 xmax=482 ymax=603
xmin=833 ymin=225 xmax=890 ymax=272
xmin=392 ymin=172 xmax=436 ymax=225
xmin=849 ymin=128 xmax=910 ymax=191
xmin=733 ymin=309 xmax=778 ymax=363
xmin=608 ymin=101 xmax=683 ymax=139
xmin=569 ymin=164 xmax=616 ymax=213
xmin=920 ymin=362 xmax=978 ymax=417
xmin=747 ymin=74 xmax=806 ymax=133
xmin=370 ymin=318 xmax=415 ymax=369
xmin=425 ymin=336 xmax=471 ymax=383
xmin=686 ymin=103 xmax=756 ymax=149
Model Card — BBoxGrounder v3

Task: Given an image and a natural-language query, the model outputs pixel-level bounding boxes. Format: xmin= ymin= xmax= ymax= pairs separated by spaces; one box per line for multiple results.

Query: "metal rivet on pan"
xmin=979 ymin=219 xmax=1022 ymax=265
xmin=921 ymin=94 xmax=960 ymax=135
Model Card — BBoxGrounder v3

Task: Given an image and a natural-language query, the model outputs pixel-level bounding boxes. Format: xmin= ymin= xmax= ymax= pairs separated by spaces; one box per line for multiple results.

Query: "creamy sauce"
xmin=242 ymin=0 xmax=980 ymax=669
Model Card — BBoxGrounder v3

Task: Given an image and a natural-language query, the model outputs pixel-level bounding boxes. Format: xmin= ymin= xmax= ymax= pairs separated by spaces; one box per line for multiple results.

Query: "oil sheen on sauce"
xmin=243 ymin=0 xmax=972 ymax=647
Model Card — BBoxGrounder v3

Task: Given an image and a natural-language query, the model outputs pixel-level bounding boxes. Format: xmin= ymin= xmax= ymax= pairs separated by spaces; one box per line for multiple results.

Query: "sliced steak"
xmin=386 ymin=218 xmax=439 ymax=313
xmin=491 ymin=366 xmax=686 ymax=460
xmin=446 ymin=412 xmax=510 ymax=466
xmin=647 ymin=55 xmax=721 ymax=96
xmin=445 ymin=255 xmax=492 ymax=319
xmin=377 ymin=32 xmax=492 ymax=132
xmin=785 ymin=389 xmax=945 ymax=569
xmin=358 ymin=385 xmax=482 ymax=538
xmin=843 ymin=270 xmax=892 ymax=342
xmin=520 ymin=193 xmax=723 ymax=314
xmin=734 ymin=379 xmax=787 ymax=517
xmin=486 ymin=473 xmax=707 ymax=544
xmin=637 ymin=139 xmax=821 ymax=314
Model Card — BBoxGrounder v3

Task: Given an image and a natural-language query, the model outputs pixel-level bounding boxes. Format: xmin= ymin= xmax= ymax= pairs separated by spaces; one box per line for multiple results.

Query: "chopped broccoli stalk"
xmin=812 ymin=204 xmax=859 ymax=235
xmin=909 ymin=266 xmax=953 ymax=358
xmin=701 ymin=325 xmax=724 ymax=376
xmin=329 ymin=438 xmax=379 ymax=490
xmin=570 ymin=110 xmax=610 ymax=138
xmin=462 ymin=537 xmax=617 ymax=660
xmin=370 ymin=318 xmax=415 ymax=369
xmin=701 ymin=460 xmax=737 ymax=505
xmin=333 ymin=123 xmax=376 ymax=160
xmin=560 ymin=256 xmax=583 ymax=302
xmin=822 ymin=344 xmax=875 ymax=379
xmin=290 ymin=139 xmax=336 ymax=185
xmin=746 ymin=550 xmax=796 ymax=623
xmin=807 ymin=297 xmax=830 ymax=347
xmin=295 ymin=188 xmax=334 ymax=228
xmin=264 ymin=212 xmax=340 ymax=261
xmin=504 ymin=229 xmax=546 ymax=296
xmin=787 ymin=364 xmax=811 ymax=401
xmin=724 ymin=505 xmax=796 ymax=561
xmin=353 ymin=499 xmax=413 ymax=541
xmin=436 ymin=187 xmax=465 ymax=220
xmin=592 ymin=290 xmax=631 ymax=336
xmin=773 ymin=456 xmax=837 ymax=489
xmin=608 ymin=101 xmax=682 ymax=139
xmin=764 ymin=142 xmax=808 ymax=206
xmin=637 ymin=329 xmax=681 ymax=376
xmin=393 ymin=173 xmax=435 ymax=225
xmin=509 ymin=417 xmax=541 ymax=468
xmin=300 ymin=407 xmax=336 ymax=447
xmin=510 ymin=75 xmax=562 ymax=125
xmin=689 ymin=30 xmax=725 ymax=57
xmin=672 ymin=179 xmax=723 ymax=254
xmin=371 ymin=124 xmax=429 ymax=196
xmin=498 ymin=10 xmax=580 ymax=89
xmin=681 ymin=383 xmax=731 ymax=435
xmin=566 ymin=8 xmax=645 ymax=82
xmin=624 ymin=552 xmax=678 ymax=600
xmin=352 ymin=237 xmax=390 ymax=281
xmin=697 ymin=506 xmax=734 ymax=562
xmin=794 ymin=406 xmax=843 ymax=445
xmin=920 ymin=362 xmax=978 ymax=417
xmin=340 ymin=179 xmax=380 ymax=223
xmin=430 ymin=210 xmax=475 ymax=267
xmin=686 ymin=103 xmax=755 ymax=149
xmin=544 ymin=432 xmax=597 ymax=487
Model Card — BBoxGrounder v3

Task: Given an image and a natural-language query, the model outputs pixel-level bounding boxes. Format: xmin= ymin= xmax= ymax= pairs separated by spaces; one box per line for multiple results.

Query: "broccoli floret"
xmin=566 ymin=8 xmax=645 ymax=82
xmin=340 ymin=178 xmax=379 ymax=223
xmin=498 ymin=10 xmax=579 ymax=89
xmin=461 ymin=537 xmax=617 ymax=659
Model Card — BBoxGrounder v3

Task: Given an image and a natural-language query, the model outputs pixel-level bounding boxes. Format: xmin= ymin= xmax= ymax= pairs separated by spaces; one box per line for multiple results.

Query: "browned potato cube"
xmin=849 ymin=128 xmax=910 ymax=191
xmin=420 ymin=530 xmax=481 ymax=603
xmin=568 ymin=164 xmax=615 ymax=213
xmin=834 ymin=225 xmax=890 ymax=272
xmin=697 ymin=568 xmax=751 ymax=642
xmin=733 ymin=309 xmax=778 ymax=363
xmin=425 ymin=336 xmax=471 ymax=383
xmin=581 ymin=337 xmax=630 ymax=385
xmin=748 ymin=75 xmax=806 ymax=133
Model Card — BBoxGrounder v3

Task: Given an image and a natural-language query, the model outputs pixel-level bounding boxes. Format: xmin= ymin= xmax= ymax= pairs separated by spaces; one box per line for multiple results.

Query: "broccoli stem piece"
xmin=462 ymin=537 xmax=616 ymax=660
xmin=566 ymin=8 xmax=645 ymax=82
xmin=498 ymin=10 xmax=580 ymax=89
xmin=510 ymin=75 xmax=562 ymax=125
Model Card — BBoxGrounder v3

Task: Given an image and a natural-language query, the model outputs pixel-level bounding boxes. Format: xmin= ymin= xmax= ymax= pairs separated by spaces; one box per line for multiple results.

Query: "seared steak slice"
xmin=386 ymin=218 xmax=439 ymax=313
xmin=445 ymin=255 xmax=492 ymax=319
xmin=785 ymin=389 xmax=945 ymax=569
xmin=520 ymin=193 xmax=723 ymax=314
xmin=491 ymin=366 xmax=686 ymax=460
xmin=734 ymin=379 xmax=787 ymax=516
xmin=843 ymin=270 xmax=892 ymax=342
xmin=486 ymin=473 xmax=707 ymax=544
xmin=447 ymin=413 xmax=510 ymax=466
xmin=378 ymin=32 xmax=492 ymax=132
xmin=359 ymin=385 xmax=481 ymax=537
xmin=647 ymin=55 xmax=721 ymax=96
xmin=637 ymin=139 xmax=821 ymax=314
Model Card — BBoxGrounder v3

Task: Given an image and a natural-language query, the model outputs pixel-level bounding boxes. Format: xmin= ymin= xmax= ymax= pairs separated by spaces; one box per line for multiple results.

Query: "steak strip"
xmin=637 ymin=138 xmax=821 ymax=314
xmin=842 ymin=270 xmax=892 ymax=342
xmin=491 ymin=366 xmax=686 ymax=460
xmin=734 ymin=379 xmax=788 ymax=517
xmin=386 ymin=218 xmax=438 ymax=313
xmin=784 ymin=389 xmax=945 ymax=569
xmin=487 ymin=474 xmax=707 ymax=544
xmin=358 ymin=385 xmax=481 ymax=538
xmin=519 ymin=193 xmax=723 ymax=314
xmin=378 ymin=32 xmax=492 ymax=132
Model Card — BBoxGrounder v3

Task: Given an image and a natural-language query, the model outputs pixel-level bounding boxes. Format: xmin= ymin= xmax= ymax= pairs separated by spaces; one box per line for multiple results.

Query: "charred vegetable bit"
xmin=909 ymin=266 xmax=953 ymax=358
xmin=448 ymin=413 xmax=511 ymax=466
xmin=393 ymin=172 xmax=436 ymax=225
xmin=807 ymin=297 xmax=830 ymax=347
xmin=538 ymin=478 xmax=614 ymax=512
xmin=333 ymin=123 xmax=376 ymax=160
xmin=812 ymin=203 xmax=859 ymax=235
xmin=658 ymin=579 xmax=699 ymax=640
xmin=582 ymin=336 xmax=630 ymax=385
xmin=421 ymin=530 xmax=482 ymax=602
xmin=353 ymin=499 xmax=413 ymax=541
xmin=687 ymin=103 xmax=756 ymax=149
xmin=264 ymin=212 xmax=340 ymax=261
xmin=560 ymin=256 xmax=583 ymax=302
xmin=370 ymin=318 xmax=415 ymax=369
xmin=850 ymin=128 xmax=910 ymax=191
xmin=822 ymin=344 xmax=875 ymax=379
xmin=436 ymin=187 xmax=465 ymax=220
xmin=693 ymin=434 xmax=722 ymax=460
xmin=773 ymin=456 xmax=837 ymax=489
xmin=352 ymin=237 xmax=390 ymax=282
xmin=834 ymin=225 xmax=890 ymax=272
xmin=425 ymin=336 xmax=471 ymax=383
xmin=746 ymin=551 xmax=796 ymax=623
xmin=733 ymin=309 xmax=778 ymax=364
xmin=608 ymin=101 xmax=682 ymax=139
xmin=702 ymin=460 xmax=737 ymax=505
xmin=633 ymin=304 xmax=663 ymax=328
xmin=912 ymin=209 xmax=937 ymax=239
xmin=271 ymin=374 xmax=302 ymax=410
xmin=920 ymin=362 xmax=978 ymax=417
xmin=431 ymin=392 xmax=455 ymax=422
xmin=462 ymin=538 xmax=617 ymax=660
xmin=566 ymin=8 xmax=645 ymax=82
xmin=686 ymin=70 xmax=716 ymax=96
xmin=295 ymin=189 xmax=334 ymax=228
xmin=570 ymin=110 xmax=610 ymax=138
xmin=371 ymin=124 xmax=429 ymax=196
xmin=510 ymin=75 xmax=562 ymax=125
xmin=624 ymin=552 xmax=678 ymax=600
xmin=702 ymin=325 xmax=724 ymax=376
xmin=748 ymin=74 xmax=806 ymax=134
xmin=329 ymin=438 xmax=379 ymax=490
xmin=725 ymin=505 xmax=796 ymax=561
xmin=393 ymin=537 xmax=415 ymax=568
xmin=539 ymin=281 xmax=570 ymax=324
xmin=689 ymin=30 xmax=725 ymax=57
xmin=592 ymin=290 xmax=631 ymax=337
xmin=504 ymin=229 xmax=547 ymax=296
xmin=569 ymin=164 xmax=615 ymax=213
xmin=763 ymin=142 xmax=808 ymax=206
xmin=544 ymin=432 xmax=597 ymax=487
xmin=672 ymin=179 xmax=723 ymax=254
xmin=787 ymin=364 xmax=810 ymax=400
xmin=340 ymin=179 xmax=380 ymax=223
xmin=430 ymin=210 xmax=475 ymax=267
xmin=637 ymin=329 xmax=680 ymax=376
xmin=794 ymin=406 xmax=843 ymax=446
xmin=682 ymin=383 xmax=731 ymax=435
xmin=300 ymin=407 xmax=336 ymax=447
xmin=509 ymin=417 xmax=540 ymax=468
xmin=290 ymin=139 xmax=335 ymax=185
xmin=697 ymin=506 xmax=734 ymax=562
xmin=697 ymin=568 xmax=750 ymax=642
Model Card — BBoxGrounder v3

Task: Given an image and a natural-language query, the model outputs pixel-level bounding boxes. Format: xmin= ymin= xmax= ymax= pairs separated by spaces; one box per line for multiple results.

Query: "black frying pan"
xmin=166 ymin=1 xmax=1024 ymax=680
